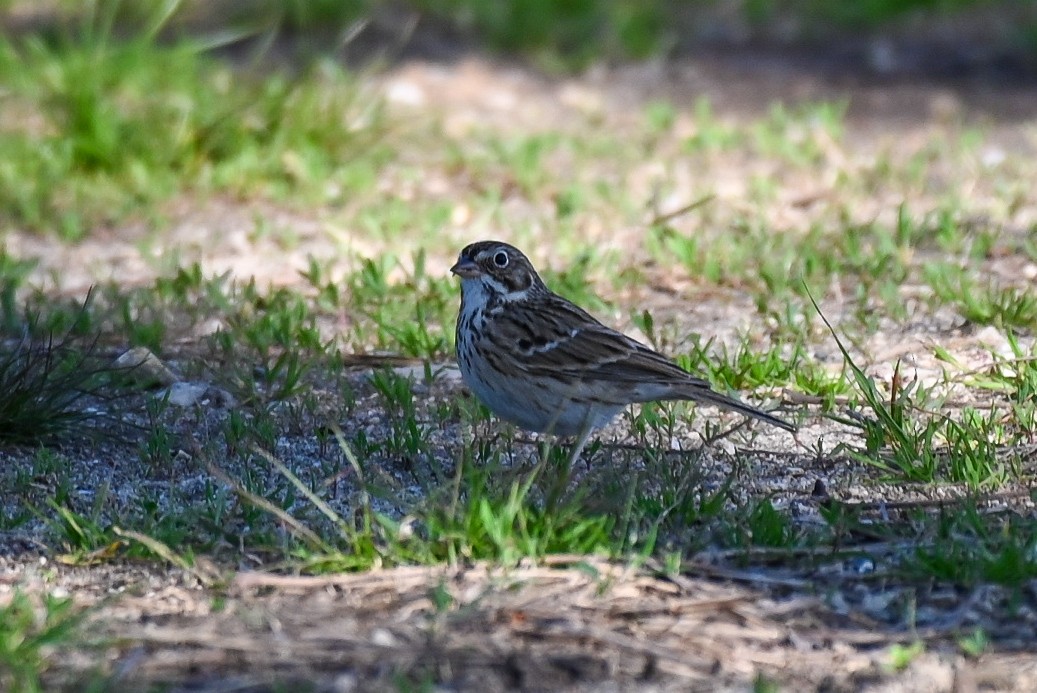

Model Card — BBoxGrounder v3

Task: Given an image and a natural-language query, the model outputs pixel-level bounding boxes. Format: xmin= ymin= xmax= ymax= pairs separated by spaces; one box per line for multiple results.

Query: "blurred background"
xmin=4 ymin=0 xmax=1036 ymax=75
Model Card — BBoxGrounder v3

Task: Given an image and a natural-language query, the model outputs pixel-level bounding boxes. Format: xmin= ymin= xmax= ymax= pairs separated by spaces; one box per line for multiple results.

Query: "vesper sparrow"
xmin=451 ymin=240 xmax=795 ymax=461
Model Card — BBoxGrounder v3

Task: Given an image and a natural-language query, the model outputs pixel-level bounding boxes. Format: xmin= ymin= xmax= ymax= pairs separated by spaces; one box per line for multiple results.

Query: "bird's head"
xmin=450 ymin=241 xmax=545 ymax=300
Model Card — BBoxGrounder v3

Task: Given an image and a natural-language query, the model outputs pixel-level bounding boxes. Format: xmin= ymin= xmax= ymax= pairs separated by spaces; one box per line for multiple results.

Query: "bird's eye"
xmin=492 ymin=251 xmax=509 ymax=268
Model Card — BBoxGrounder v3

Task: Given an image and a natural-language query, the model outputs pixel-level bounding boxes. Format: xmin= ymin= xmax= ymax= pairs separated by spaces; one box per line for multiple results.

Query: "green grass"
xmin=409 ymin=0 xmax=669 ymax=67
xmin=245 ymin=0 xmax=1037 ymax=68
xmin=908 ymin=506 xmax=1037 ymax=587
xmin=338 ymin=251 xmax=457 ymax=358
xmin=2 ymin=166 xmax=1029 ymax=576
xmin=0 ymin=2 xmax=390 ymax=238
xmin=925 ymin=263 xmax=1037 ymax=331
xmin=5 ymin=0 xmax=1028 ymax=240
xmin=815 ymin=295 xmax=1023 ymax=489
xmin=0 ymin=590 xmax=88 ymax=693
xmin=0 ymin=300 xmax=137 ymax=445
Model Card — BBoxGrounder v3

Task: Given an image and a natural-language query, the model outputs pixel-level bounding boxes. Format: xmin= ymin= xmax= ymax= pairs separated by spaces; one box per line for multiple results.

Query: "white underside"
xmin=462 ymin=356 xmax=624 ymax=436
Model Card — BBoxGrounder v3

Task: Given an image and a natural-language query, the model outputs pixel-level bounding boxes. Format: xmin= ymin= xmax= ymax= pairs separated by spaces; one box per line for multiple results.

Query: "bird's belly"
xmin=458 ymin=350 xmax=621 ymax=436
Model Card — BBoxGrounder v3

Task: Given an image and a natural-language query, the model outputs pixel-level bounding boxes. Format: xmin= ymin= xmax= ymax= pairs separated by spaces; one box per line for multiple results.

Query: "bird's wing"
xmin=492 ymin=297 xmax=710 ymax=388
xmin=487 ymin=295 xmax=796 ymax=432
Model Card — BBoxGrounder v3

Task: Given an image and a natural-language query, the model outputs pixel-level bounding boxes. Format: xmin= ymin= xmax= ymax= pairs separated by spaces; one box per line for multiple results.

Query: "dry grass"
xmin=4 ymin=557 xmax=1025 ymax=692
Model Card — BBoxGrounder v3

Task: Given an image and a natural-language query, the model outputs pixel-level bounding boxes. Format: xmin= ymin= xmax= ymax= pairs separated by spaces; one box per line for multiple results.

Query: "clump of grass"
xmin=909 ymin=506 xmax=1037 ymax=587
xmin=0 ymin=590 xmax=88 ymax=693
xmin=0 ymin=0 xmax=389 ymax=237
xmin=814 ymin=294 xmax=1015 ymax=488
xmin=0 ymin=299 xmax=134 ymax=445
xmin=213 ymin=425 xmax=621 ymax=573
xmin=0 ymin=251 xmax=38 ymax=333
xmin=423 ymin=445 xmax=616 ymax=565
xmin=925 ymin=263 xmax=1037 ymax=331
xmin=338 ymin=250 xmax=456 ymax=358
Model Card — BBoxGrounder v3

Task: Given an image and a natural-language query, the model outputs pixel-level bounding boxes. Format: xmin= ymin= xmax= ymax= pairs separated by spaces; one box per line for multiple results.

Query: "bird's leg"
xmin=541 ymin=425 xmax=594 ymax=513
xmin=567 ymin=423 xmax=595 ymax=468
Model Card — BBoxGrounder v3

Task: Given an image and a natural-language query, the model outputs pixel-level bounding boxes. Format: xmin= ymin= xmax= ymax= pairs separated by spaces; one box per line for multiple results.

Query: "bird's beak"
xmin=450 ymin=256 xmax=480 ymax=278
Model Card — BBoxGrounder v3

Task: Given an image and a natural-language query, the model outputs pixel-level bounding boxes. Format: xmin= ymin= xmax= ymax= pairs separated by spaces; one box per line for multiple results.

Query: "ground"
xmin=2 ymin=30 xmax=1037 ymax=693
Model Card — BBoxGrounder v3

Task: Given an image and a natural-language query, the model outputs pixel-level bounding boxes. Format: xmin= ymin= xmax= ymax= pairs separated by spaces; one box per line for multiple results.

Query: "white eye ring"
xmin=493 ymin=251 xmax=509 ymax=268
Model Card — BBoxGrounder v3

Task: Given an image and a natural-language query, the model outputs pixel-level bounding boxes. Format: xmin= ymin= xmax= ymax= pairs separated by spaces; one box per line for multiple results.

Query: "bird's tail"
xmin=686 ymin=386 xmax=797 ymax=433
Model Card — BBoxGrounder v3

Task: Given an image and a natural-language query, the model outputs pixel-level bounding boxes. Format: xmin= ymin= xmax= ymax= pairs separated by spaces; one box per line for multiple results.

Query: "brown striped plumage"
xmin=451 ymin=241 xmax=795 ymax=460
